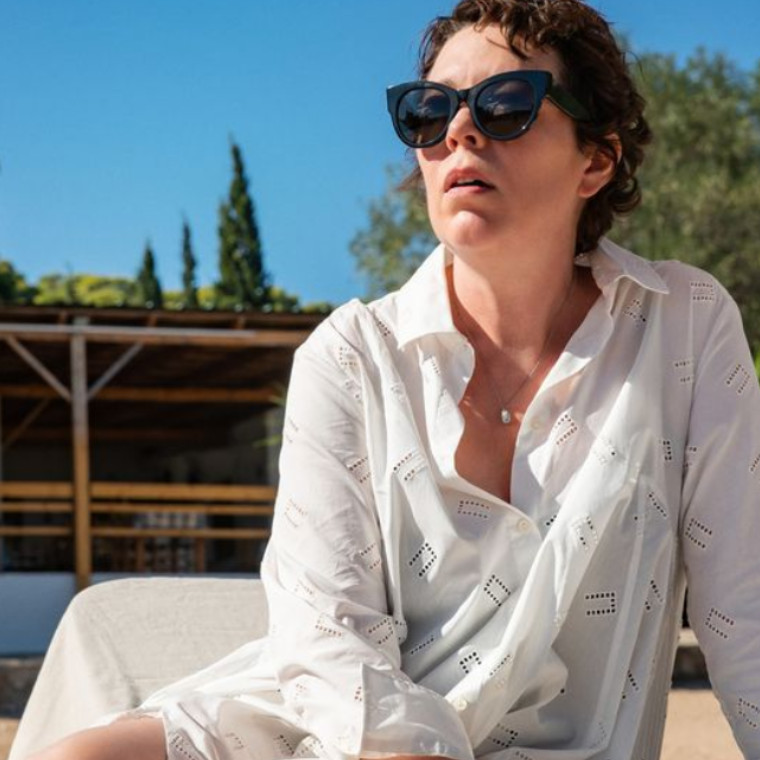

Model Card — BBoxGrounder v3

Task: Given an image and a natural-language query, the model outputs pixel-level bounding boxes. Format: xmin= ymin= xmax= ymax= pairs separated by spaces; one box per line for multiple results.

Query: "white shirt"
xmin=143 ymin=239 xmax=760 ymax=760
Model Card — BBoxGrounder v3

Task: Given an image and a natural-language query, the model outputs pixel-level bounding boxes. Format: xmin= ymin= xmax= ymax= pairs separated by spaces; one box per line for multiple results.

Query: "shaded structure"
xmin=0 ymin=305 xmax=323 ymax=589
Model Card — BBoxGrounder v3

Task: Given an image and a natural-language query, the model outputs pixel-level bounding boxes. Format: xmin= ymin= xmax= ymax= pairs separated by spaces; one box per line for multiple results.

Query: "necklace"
xmin=452 ymin=268 xmax=576 ymax=425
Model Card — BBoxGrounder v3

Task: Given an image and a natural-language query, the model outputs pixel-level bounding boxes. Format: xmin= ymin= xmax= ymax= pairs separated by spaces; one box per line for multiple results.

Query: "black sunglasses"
xmin=386 ymin=69 xmax=591 ymax=148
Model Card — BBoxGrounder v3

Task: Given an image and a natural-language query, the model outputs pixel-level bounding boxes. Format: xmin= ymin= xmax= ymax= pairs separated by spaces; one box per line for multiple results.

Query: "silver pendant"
xmin=500 ymin=408 xmax=512 ymax=424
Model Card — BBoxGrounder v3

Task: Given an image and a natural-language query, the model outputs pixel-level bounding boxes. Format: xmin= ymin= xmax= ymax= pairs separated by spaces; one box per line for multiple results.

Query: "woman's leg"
xmin=26 ymin=716 xmax=166 ymax=760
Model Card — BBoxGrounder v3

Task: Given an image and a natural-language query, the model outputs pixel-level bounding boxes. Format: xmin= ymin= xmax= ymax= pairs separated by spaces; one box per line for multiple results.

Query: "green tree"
xmin=612 ymin=50 xmax=760 ymax=349
xmin=136 ymin=241 xmax=163 ymax=308
xmin=0 ymin=259 xmax=36 ymax=304
xmin=216 ymin=141 xmax=270 ymax=309
xmin=181 ymin=220 xmax=199 ymax=309
xmin=349 ymin=166 xmax=435 ymax=299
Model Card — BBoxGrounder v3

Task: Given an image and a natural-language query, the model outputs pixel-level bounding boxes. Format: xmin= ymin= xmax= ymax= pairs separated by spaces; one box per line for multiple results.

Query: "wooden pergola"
xmin=0 ymin=305 xmax=324 ymax=589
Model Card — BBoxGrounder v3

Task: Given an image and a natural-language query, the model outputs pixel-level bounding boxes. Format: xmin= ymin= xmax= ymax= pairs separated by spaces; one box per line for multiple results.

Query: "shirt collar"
xmin=395 ymin=237 xmax=670 ymax=349
xmin=396 ymin=244 xmax=457 ymax=349
xmin=581 ymin=237 xmax=670 ymax=296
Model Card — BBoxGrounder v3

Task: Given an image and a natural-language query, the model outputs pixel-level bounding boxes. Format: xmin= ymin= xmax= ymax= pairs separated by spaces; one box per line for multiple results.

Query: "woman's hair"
xmin=407 ymin=0 xmax=652 ymax=254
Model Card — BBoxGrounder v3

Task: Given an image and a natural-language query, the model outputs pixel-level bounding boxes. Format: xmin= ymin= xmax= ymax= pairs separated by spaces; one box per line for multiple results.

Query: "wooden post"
xmin=0 ymin=395 xmax=4 ymax=570
xmin=70 ymin=331 xmax=92 ymax=590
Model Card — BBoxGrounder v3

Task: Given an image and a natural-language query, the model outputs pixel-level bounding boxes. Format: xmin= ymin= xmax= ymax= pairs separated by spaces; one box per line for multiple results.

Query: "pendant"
xmin=500 ymin=408 xmax=512 ymax=424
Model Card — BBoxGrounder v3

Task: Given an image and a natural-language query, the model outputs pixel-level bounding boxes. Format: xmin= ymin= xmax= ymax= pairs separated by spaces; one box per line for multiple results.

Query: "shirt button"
xmin=516 ymin=518 xmax=531 ymax=533
xmin=452 ymin=696 xmax=469 ymax=712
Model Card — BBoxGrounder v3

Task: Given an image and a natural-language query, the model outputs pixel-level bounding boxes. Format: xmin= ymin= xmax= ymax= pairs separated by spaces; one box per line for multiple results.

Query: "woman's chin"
xmin=437 ymin=213 xmax=506 ymax=255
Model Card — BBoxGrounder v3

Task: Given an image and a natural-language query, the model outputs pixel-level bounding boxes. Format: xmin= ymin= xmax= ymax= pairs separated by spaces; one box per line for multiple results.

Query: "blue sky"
xmin=1 ymin=0 xmax=757 ymax=306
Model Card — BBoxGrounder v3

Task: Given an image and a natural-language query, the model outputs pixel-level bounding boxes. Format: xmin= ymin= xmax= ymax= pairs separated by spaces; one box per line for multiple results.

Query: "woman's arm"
xmin=680 ymin=282 xmax=760 ymax=755
xmin=263 ymin=317 xmax=473 ymax=760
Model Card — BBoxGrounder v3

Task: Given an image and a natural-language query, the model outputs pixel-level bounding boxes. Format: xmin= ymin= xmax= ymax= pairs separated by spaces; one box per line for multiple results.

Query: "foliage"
xmin=267 ymin=285 xmax=300 ymax=313
xmin=0 ymin=259 xmax=36 ymax=304
xmin=181 ymin=220 xmax=200 ymax=309
xmin=196 ymin=285 xmax=218 ymax=309
xmin=136 ymin=241 xmax=164 ymax=308
xmin=300 ymin=300 xmax=333 ymax=314
xmin=349 ymin=166 xmax=435 ymax=299
xmin=215 ymin=141 xmax=271 ymax=309
xmin=611 ymin=50 xmax=760 ymax=350
xmin=34 ymin=273 xmax=137 ymax=307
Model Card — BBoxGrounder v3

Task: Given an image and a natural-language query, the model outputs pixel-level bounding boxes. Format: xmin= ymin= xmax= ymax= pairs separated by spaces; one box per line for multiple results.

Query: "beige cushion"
xmin=9 ymin=577 xmax=267 ymax=760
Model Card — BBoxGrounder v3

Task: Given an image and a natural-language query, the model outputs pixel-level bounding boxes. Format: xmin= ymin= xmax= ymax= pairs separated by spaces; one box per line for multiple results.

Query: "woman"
xmin=30 ymin=0 xmax=760 ymax=758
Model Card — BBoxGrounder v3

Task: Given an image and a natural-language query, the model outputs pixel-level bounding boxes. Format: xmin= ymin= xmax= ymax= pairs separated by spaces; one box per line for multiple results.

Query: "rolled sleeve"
xmin=262 ymin=319 xmax=473 ymax=760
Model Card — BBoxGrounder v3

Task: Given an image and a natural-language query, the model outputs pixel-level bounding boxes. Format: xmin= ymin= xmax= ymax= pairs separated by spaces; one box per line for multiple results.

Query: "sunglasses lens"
xmin=476 ymin=78 xmax=536 ymax=138
xmin=396 ymin=87 xmax=451 ymax=146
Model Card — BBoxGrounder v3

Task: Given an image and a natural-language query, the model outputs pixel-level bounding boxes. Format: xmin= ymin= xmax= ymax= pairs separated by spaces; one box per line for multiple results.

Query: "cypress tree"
xmin=181 ymin=220 xmax=199 ymax=309
xmin=216 ymin=141 xmax=269 ymax=309
xmin=216 ymin=202 xmax=242 ymax=307
xmin=137 ymin=241 xmax=163 ymax=308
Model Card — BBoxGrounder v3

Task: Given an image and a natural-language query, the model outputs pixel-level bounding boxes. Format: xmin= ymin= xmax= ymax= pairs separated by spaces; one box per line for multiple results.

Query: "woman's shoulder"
xmin=648 ymin=257 xmax=732 ymax=303
xmin=598 ymin=240 xmax=746 ymax=360
xmin=646 ymin=258 xmax=744 ymax=338
xmin=599 ymin=239 xmax=737 ymax=314
xmin=612 ymin=248 xmax=747 ymax=365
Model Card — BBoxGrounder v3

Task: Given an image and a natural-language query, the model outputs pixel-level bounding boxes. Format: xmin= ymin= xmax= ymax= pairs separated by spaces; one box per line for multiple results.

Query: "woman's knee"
xmin=26 ymin=717 xmax=166 ymax=760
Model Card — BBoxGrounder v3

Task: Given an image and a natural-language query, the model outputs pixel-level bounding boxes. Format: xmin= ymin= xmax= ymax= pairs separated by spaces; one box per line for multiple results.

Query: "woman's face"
xmin=417 ymin=24 xmax=595 ymax=257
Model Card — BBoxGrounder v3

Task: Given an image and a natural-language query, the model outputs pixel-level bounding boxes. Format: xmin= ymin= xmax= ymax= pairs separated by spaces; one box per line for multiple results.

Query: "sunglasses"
xmin=386 ymin=69 xmax=591 ymax=148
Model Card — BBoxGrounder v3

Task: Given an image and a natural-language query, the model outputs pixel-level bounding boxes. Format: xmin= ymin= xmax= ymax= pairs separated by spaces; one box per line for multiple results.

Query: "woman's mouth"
xmin=444 ymin=169 xmax=495 ymax=194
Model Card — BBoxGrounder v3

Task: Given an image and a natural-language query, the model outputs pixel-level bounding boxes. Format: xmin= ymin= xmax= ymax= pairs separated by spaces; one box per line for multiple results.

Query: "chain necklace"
xmin=452 ymin=269 xmax=576 ymax=425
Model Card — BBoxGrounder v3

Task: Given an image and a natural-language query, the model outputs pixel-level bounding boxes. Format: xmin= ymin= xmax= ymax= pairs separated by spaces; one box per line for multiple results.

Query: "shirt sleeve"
xmin=680 ymin=282 xmax=760 ymax=756
xmin=261 ymin=317 xmax=473 ymax=760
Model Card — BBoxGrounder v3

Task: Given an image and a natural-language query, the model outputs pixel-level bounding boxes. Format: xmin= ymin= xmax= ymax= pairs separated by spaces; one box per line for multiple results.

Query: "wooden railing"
xmin=0 ymin=481 xmax=275 ymax=583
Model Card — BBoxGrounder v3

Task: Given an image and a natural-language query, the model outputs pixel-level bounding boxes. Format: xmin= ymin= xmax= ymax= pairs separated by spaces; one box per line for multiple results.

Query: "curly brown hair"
xmin=404 ymin=0 xmax=651 ymax=254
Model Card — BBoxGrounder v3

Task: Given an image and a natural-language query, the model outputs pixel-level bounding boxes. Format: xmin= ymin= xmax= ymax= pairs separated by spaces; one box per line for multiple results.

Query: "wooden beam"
xmin=0 ymin=323 xmax=310 ymax=347
xmin=0 ymin=384 xmax=280 ymax=403
xmin=91 ymin=527 xmax=271 ymax=540
xmin=3 ymin=398 xmax=52 ymax=452
xmin=0 ymin=502 xmax=73 ymax=513
xmin=90 ymin=482 xmax=276 ymax=501
xmin=0 ymin=526 xmax=72 ymax=537
xmin=97 ymin=386 xmax=279 ymax=403
xmin=0 ymin=482 xmax=74 ymax=498
xmin=14 ymin=428 xmax=218 ymax=443
xmin=88 ymin=343 xmax=143 ymax=401
xmin=4 ymin=336 xmax=72 ymax=401
xmin=91 ymin=503 xmax=273 ymax=516
xmin=70 ymin=333 xmax=92 ymax=590
xmin=0 ymin=304 xmax=322 ymax=328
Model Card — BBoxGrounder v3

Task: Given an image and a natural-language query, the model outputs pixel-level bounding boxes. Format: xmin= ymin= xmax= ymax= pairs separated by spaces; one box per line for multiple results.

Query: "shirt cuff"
xmin=359 ymin=665 xmax=474 ymax=760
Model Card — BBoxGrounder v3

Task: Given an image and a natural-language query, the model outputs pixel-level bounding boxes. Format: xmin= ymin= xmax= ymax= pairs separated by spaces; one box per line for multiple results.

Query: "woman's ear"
xmin=578 ymin=137 xmax=621 ymax=199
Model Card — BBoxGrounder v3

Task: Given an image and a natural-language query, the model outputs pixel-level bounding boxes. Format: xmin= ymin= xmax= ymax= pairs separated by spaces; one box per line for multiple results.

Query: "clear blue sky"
xmin=1 ymin=0 xmax=757 ymax=306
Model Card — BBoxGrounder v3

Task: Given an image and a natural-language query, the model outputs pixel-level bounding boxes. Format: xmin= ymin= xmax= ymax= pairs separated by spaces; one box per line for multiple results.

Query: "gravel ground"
xmin=0 ymin=720 xmax=17 ymax=760
xmin=0 ymin=689 xmax=743 ymax=760
xmin=661 ymin=687 xmax=741 ymax=759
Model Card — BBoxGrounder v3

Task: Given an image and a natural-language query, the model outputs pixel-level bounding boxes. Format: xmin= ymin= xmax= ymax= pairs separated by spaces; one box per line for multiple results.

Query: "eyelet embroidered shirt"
xmin=141 ymin=239 xmax=760 ymax=760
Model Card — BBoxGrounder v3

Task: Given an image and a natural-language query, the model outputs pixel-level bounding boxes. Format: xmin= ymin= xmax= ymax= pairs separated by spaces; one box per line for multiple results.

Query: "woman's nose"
xmin=445 ymin=102 xmax=486 ymax=151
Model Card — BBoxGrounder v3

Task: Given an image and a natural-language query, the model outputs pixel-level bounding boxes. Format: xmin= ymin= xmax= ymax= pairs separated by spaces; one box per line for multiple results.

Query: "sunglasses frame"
xmin=386 ymin=69 xmax=591 ymax=149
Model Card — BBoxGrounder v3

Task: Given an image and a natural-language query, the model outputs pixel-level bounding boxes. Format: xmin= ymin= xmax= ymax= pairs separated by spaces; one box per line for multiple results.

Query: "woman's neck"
xmin=446 ymin=238 xmax=579 ymax=354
